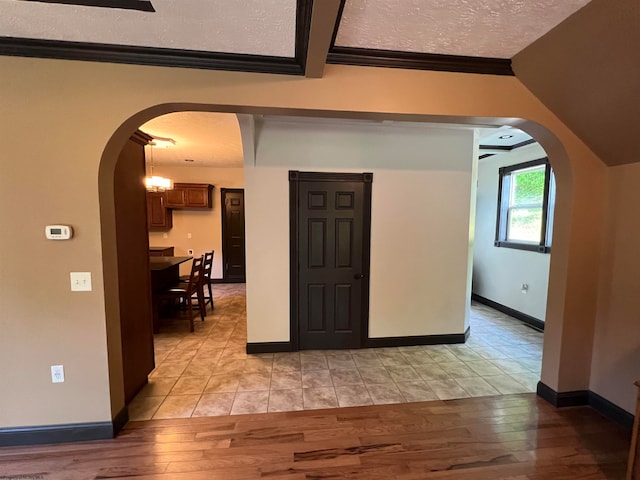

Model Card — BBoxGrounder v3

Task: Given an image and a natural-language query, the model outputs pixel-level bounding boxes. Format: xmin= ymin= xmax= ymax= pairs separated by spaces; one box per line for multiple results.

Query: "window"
xmin=495 ymin=158 xmax=555 ymax=253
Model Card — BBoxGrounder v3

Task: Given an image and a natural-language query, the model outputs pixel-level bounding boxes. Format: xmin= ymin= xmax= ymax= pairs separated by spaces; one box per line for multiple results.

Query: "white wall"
xmin=244 ymin=118 xmax=476 ymax=343
xmin=472 ymin=143 xmax=551 ymax=320
xmin=147 ymin=165 xmax=244 ymax=278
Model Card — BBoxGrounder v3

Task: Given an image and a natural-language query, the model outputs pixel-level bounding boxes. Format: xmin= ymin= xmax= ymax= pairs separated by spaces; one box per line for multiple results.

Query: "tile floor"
xmin=129 ymin=284 xmax=543 ymax=420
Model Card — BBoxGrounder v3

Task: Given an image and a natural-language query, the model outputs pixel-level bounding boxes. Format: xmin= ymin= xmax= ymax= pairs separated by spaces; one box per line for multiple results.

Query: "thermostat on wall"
xmin=45 ymin=225 xmax=73 ymax=240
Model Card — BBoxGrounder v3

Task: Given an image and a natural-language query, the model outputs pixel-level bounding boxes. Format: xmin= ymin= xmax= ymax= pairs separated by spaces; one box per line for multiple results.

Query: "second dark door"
xmin=221 ymin=188 xmax=246 ymax=282
xmin=291 ymin=171 xmax=372 ymax=350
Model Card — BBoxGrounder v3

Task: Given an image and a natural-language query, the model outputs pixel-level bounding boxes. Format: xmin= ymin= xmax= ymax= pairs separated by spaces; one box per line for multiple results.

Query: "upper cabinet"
xmin=166 ymin=183 xmax=214 ymax=209
xmin=147 ymin=191 xmax=173 ymax=229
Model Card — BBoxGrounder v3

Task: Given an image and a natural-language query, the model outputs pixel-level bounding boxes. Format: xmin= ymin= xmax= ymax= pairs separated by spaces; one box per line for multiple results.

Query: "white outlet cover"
xmin=70 ymin=272 xmax=92 ymax=291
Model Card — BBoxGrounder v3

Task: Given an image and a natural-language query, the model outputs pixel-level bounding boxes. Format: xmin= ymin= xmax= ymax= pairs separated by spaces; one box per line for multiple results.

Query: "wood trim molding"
xmin=0 ymin=405 xmax=128 ymax=447
xmin=472 ymin=293 xmax=545 ymax=332
xmin=130 ymin=130 xmax=153 ymax=146
xmin=0 ymin=37 xmax=304 ymax=75
xmin=246 ymin=329 xmax=470 ymax=354
xmin=537 ymin=382 xmax=635 ymax=430
xmin=365 ymin=328 xmax=470 ymax=348
xmin=327 ymin=46 xmax=514 ymax=76
xmin=479 ymin=139 xmax=537 ymax=151
xmin=295 ymin=0 xmax=314 ymax=73
xmin=28 ymin=0 xmax=155 ymax=11
xmin=246 ymin=342 xmax=294 ymax=354
xmin=0 ymin=0 xmax=314 ymax=75
xmin=0 ymin=421 xmax=114 ymax=447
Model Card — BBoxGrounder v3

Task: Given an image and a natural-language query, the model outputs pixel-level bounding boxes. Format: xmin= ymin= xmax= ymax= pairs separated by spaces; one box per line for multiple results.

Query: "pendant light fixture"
xmin=144 ymin=136 xmax=175 ymax=191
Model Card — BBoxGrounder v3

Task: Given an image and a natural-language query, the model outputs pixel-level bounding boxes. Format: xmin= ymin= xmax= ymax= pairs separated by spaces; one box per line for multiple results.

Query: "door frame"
xmin=220 ymin=188 xmax=246 ymax=283
xmin=289 ymin=171 xmax=373 ymax=351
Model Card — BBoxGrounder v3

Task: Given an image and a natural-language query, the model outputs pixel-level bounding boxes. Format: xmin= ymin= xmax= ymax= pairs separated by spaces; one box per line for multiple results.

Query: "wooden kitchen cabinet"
xmin=146 ymin=191 xmax=173 ymax=229
xmin=166 ymin=183 xmax=214 ymax=208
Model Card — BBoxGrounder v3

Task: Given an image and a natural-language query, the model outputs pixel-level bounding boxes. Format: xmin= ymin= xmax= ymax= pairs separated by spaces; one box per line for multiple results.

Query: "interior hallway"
xmin=129 ymin=285 xmax=543 ymax=420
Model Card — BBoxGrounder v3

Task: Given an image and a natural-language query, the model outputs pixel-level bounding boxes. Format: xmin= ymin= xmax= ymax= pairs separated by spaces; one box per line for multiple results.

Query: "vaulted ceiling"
xmin=1 ymin=0 xmax=637 ymax=166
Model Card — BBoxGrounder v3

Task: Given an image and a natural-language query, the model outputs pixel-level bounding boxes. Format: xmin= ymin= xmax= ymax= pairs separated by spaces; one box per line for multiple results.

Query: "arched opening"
xmin=99 ymin=104 xmax=575 ymax=422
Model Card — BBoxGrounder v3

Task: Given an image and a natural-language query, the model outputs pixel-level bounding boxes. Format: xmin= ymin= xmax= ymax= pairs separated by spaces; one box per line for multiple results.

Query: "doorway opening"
xmin=101 ymin=106 xmax=572 ymax=425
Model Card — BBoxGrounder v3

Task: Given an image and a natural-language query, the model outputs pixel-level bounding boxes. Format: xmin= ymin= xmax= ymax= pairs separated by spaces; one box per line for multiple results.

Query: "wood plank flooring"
xmin=0 ymin=393 xmax=630 ymax=479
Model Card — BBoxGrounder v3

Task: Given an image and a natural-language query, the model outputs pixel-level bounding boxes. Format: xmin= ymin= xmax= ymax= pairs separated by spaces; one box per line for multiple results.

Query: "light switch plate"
xmin=70 ymin=272 xmax=92 ymax=291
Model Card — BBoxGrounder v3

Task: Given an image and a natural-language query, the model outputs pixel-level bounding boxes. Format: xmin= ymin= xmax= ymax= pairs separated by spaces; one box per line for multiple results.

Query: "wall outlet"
xmin=521 ymin=283 xmax=529 ymax=294
xmin=187 ymin=249 xmax=194 ymax=255
xmin=187 ymin=233 xmax=192 ymax=239
xmin=162 ymin=233 xmax=168 ymax=239
xmin=70 ymin=272 xmax=92 ymax=291
xmin=51 ymin=365 xmax=65 ymax=383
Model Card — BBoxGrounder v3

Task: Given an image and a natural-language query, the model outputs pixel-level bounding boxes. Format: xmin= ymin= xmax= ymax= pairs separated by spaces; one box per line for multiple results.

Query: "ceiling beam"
xmin=305 ymin=0 xmax=342 ymax=78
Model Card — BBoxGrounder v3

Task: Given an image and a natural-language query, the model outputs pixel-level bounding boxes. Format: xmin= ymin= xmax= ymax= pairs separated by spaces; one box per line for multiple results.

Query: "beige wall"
xmin=147 ymin=165 xmax=244 ymax=279
xmin=244 ymin=119 xmax=475 ymax=343
xmin=591 ymin=163 xmax=640 ymax=413
xmin=0 ymin=55 xmax=612 ymax=428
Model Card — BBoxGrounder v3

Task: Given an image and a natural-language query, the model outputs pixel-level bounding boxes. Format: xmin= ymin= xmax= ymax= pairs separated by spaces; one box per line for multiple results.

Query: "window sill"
xmin=494 ymin=241 xmax=551 ymax=254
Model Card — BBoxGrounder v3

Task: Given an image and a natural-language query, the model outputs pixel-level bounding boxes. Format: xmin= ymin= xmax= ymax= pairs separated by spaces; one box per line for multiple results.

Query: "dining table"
xmin=149 ymin=256 xmax=192 ymax=332
xmin=149 ymin=255 xmax=192 ymax=292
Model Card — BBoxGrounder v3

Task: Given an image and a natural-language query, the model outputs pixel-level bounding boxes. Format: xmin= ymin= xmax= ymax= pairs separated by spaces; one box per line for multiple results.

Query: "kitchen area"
xmin=113 ymin=111 xmax=246 ymax=411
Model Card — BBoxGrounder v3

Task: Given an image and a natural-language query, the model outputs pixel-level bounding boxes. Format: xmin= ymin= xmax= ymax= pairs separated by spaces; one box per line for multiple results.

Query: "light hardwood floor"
xmin=0 ymin=394 xmax=629 ymax=479
xmin=129 ymin=284 xmax=543 ymax=420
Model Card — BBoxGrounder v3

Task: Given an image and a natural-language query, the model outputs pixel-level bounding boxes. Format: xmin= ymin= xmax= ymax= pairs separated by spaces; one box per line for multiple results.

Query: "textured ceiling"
xmin=140 ymin=112 xmax=244 ymax=168
xmin=335 ymin=0 xmax=592 ymax=58
xmin=0 ymin=0 xmax=296 ymax=56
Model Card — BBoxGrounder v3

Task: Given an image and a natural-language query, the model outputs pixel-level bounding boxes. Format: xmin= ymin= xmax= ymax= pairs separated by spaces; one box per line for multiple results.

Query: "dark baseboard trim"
xmin=211 ymin=279 xmax=245 ymax=284
xmin=365 ymin=327 xmax=470 ymax=348
xmin=536 ymin=381 xmax=588 ymax=407
xmin=0 ymin=421 xmax=114 ymax=447
xmin=246 ymin=328 xmax=471 ymax=353
xmin=246 ymin=342 xmax=293 ymax=354
xmin=472 ymin=293 xmax=545 ymax=332
xmin=537 ymin=382 xmax=635 ymax=430
xmin=588 ymin=390 xmax=635 ymax=430
xmin=327 ymin=46 xmax=514 ymax=76
xmin=112 ymin=406 xmax=129 ymax=436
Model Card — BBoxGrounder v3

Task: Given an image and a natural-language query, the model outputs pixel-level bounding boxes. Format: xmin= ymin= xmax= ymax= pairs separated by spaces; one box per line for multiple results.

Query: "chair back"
xmin=185 ymin=256 xmax=204 ymax=294
xmin=202 ymin=250 xmax=214 ymax=282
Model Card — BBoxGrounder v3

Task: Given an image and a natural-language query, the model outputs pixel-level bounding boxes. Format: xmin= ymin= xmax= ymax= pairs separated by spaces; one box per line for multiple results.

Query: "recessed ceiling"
xmin=479 ymin=127 xmax=533 ymax=148
xmin=335 ymin=0 xmax=592 ymax=58
xmin=1 ymin=0 xmax=297 ymax=56
xmin=140 ymin=112 xmax=244 ymax=168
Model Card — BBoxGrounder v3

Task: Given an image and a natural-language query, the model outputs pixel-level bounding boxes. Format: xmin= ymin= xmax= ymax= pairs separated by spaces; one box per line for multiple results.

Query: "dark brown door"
xmin=221 ymin=188 xmax=246 ymax=282
xmin=290 ymin=172 xmax=372 ymax=350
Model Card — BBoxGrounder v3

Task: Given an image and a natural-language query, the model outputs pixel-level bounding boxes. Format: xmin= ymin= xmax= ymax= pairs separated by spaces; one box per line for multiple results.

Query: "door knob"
xmin=354 ymin=274 xmax=365 ymax=279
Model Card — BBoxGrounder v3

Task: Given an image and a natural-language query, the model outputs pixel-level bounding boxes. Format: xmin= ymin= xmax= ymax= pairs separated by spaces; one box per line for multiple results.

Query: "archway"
xmin=99 ymin=103 xmax=587 ymax=422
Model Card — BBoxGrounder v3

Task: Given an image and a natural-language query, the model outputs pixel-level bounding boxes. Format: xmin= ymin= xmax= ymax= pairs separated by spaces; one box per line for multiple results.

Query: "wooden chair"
xmin=180 ymin=250 xmax=214 ymax=312
xmin=201 ymin=250 xmax=215 ymax=311
xmin=153 ymin=255 xmax=205 ymax=333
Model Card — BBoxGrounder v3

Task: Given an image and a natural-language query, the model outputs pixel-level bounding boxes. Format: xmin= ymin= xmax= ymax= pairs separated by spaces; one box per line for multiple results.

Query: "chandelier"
xmin=144 ymin=136 xmax=175 ymax=192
